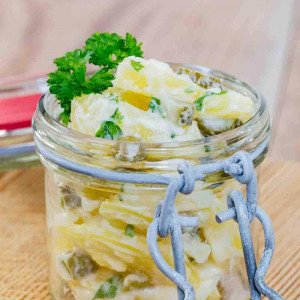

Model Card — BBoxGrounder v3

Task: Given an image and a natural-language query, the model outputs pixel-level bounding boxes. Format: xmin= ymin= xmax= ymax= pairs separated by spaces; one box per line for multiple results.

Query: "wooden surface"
xmin=0 ymin=160 xmax=300 ymax=299
xmin=0 ymin=0 xmax=299 ymax=160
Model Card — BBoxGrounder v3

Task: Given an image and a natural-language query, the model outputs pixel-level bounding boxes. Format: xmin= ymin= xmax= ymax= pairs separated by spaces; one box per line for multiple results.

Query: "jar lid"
xmin=0 ymin=93 xmax=42 ymax=130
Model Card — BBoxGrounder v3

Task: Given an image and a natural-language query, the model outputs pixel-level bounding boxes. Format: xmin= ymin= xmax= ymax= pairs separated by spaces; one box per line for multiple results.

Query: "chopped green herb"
xmin=130 ymin=60 xmax=144 ymax=71
xmin=93 ymin=276 xmax=122 ymax=299
xmin=118 ymin=194 xmax=123 ymax=202
xmin=185 ymin=87 xmax=194 ymax=93
xmin=110 ymin=108 xmax=124 ymax=123
xmin=47 ymin=32 xmax=143 ymax=124
xmin=109 ymin=94 xmax=119 ymax=103
xmin=120 ymin=183 xmax=125 ymax=192
xmin=194 ymin=91 xmax=227 ymax=111
xmin=95 ymin=121 xmax=123 ymax=140
xmin=125 ymin=224 xmax=135 ymax=237
xmin=148 ymin=97 xmax=163 ymax=116
xmin=171 ymin=133 xmax=176 ymax=139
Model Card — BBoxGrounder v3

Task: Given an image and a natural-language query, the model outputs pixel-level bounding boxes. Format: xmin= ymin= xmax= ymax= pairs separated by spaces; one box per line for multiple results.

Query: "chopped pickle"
xmin=177 ymin=67 xmax=222 ymax=89
xmin=178 ymin=106 xmax=194 ymax=126
xmin=196 ymin=118 xmax=242 ymax=137
xmin=60 ymin=185 xmax=82 ymax=209
xmin=59 ymin=249 xmax=98 ymax=280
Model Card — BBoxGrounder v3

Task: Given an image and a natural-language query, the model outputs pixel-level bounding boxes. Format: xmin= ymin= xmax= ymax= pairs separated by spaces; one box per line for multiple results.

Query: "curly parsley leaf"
xmin=125 ymin=224 xmax=135 ymax=237
xmin=194 ymin=90 xmax=227 ymax=111
xmin=47 ymin=32 xmax=143 ymax=125
xmin=130 ymin=60 xmax=144 ymax=71
xmin=93 ymin=276 xmax=122 ymax=299
xmin=95 ymin=121 xmax=123 ymax=140
xmin=47 ymin=49 xmax=113 ymax=125
xmin=110 ymin=108 xmax=124 ymax=124
xmin=86 ymin=68 xmax=114 ymax=94
xmin=84 ymin=32 xmax=143 ymax=69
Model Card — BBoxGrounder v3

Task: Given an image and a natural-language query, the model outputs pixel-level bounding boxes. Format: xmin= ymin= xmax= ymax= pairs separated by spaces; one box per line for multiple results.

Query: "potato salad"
xmin=46 ymin=32 xmax=254 ymax=300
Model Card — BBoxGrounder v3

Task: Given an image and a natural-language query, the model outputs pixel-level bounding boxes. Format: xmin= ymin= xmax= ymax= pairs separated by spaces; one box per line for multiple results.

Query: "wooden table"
xmin=0 ymin=160 xmax=299 ymax=299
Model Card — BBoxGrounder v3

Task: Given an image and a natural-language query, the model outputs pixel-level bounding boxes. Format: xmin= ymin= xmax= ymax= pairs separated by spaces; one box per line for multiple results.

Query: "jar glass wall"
xmin=33 ymin=64 xmax=270 ymax=300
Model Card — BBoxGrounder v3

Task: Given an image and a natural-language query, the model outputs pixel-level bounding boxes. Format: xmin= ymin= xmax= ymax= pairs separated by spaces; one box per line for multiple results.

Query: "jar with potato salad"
xmin=33 ymin=33 xmax=271 ymax=300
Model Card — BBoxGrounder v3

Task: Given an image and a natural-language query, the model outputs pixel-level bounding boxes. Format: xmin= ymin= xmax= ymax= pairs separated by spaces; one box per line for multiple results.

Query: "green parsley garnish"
xmin=47 ymin=32 xmax=143 ymax=125
xmin=93 ymin=276 xmax=122 ymax=299
xmin=185 ymin=87 xmax=194 ymax=93
xmin=95 ymin=121 xmax=123 ymax=140
xmin=171 ymin=133 xmax=176 ymax=139
xmin=130 ymin=60 xmax=144 ymax=71
xmin=110 ymin=108 xmax=124 ymax=124
xmin=194 ymin=91 xmax=227 ymax=111
xmin=148 ymin=97 xmax=163 ymax=116
xmin=125 ymin=224 xmax=135 ymax=237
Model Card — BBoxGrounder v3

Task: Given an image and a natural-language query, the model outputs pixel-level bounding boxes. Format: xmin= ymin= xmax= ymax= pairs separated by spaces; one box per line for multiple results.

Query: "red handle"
xmin=0 ymin=94 xmax=43 ymax=131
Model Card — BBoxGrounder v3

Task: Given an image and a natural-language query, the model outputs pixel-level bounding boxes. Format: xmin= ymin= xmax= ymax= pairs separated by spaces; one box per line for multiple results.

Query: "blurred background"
xmin=0 ymin=0 xmax=299 ymax=159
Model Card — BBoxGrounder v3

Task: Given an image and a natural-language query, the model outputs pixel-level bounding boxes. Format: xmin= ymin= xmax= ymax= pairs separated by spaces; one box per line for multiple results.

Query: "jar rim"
xmin=33 ymin=63 xmax=271 ymax=171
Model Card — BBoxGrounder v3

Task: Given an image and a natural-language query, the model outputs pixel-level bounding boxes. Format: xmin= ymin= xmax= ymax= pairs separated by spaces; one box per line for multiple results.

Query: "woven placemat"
xmin=0 ymin=160 xmax=299 ymax=299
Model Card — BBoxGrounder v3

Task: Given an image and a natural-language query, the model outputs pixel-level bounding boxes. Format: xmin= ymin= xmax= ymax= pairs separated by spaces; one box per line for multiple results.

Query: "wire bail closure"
xmin=34 ymin=137 xmax=283 ymax=300
xmin=148 ymin=150 xmax=283 ymax=300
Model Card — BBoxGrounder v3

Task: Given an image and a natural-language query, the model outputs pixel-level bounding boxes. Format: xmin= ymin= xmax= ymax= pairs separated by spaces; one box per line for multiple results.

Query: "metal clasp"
xmin=147 ymin=151 xmax=283 ymax=300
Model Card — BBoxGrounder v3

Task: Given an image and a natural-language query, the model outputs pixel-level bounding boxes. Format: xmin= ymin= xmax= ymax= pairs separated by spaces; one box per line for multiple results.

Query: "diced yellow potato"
xmin=99 ymin=201 xmax=153 ymax=228
xmin=114 ymin=57 xmax=206 ymax=105
xmin=197 ymin=90 xmax=254 ymax=123
xmin=70 ymin=93 xmax=201 ymax=143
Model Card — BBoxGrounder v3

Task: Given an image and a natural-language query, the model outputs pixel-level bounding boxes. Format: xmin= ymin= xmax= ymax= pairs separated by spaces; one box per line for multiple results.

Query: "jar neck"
xmin=33 ymin=64 xmax=271 ymax=174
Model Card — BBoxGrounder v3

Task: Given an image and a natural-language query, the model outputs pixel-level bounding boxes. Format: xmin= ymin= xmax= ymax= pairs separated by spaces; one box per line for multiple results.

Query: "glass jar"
xmin=33 ymin=64 xmax=270 ymax=300
xmin=0 ymin=76 xmax=47 ymax=171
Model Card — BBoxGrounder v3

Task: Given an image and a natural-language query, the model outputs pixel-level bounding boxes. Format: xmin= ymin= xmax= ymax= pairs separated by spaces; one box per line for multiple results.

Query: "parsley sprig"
xmin=47 ymin=33 xmax=143 ymax=125
xmin=95 ymin=108 xmax=124 ymax=140
xmin=194 ymin=91 xmax=227 ymax=111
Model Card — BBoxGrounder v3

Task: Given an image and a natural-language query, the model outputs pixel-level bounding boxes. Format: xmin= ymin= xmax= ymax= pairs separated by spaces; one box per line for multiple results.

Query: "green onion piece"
xmin=130 ymin=60 xmax=144 ymax=71
xmin=93 ymin=276 xmax=122 ymax=299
